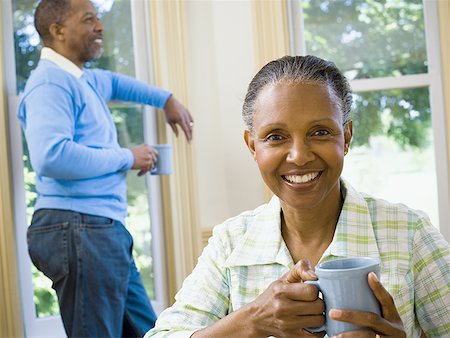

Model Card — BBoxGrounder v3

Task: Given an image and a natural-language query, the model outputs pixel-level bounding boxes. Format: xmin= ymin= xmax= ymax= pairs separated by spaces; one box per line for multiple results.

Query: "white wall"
xmin=185 ymin=1 xmax=265 ymax=230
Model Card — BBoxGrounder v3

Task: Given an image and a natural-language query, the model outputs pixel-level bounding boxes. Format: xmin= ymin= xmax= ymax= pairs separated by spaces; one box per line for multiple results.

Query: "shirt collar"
xmin=224 ymin=196 xmax=294 ymax=269
xmin=324 ymin=180 xmax=380 ymax=260
xmin=223 ymin=179 xmax=380 ymax=269
xmin=40 ymin=47 xmax=83 ymax=79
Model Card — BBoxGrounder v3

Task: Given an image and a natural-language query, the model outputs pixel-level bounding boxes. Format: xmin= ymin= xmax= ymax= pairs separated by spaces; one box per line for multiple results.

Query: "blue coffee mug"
xmin=150 ymin=144 xmax=173 ymax=176
xmin=305 ymin=257 xmax=381 ymax=336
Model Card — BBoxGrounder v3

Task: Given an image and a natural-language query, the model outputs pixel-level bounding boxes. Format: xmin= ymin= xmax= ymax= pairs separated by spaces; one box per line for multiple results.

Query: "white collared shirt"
xmin=40 ymin=47 xmax=83 ymax=79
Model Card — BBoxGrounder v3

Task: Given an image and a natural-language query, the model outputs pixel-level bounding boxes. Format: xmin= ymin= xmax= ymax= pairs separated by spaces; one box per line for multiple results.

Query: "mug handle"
xmin=150 ymin=157 xmax=159 ymax=175
xmin=304 ymin=280 xmax=326 ymax=333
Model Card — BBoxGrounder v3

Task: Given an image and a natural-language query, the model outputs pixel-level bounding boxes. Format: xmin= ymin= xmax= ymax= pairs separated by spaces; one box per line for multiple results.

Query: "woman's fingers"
xmin=329 ymin=308 xmax=404 ymax=336
xmin=329 ymin=309 xmax=391 ymax=332
xmin=284 ymin=259 xmax=318 ymax=283
xmin=368 ymin=272 xmax=402 ymax=321
xmin=329 ymin=329 xmax=375 ymax=338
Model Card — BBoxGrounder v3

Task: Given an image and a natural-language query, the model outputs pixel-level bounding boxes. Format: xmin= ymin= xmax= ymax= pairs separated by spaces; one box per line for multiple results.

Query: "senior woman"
xmin=146 ymin=56 xmax=450 ymax=338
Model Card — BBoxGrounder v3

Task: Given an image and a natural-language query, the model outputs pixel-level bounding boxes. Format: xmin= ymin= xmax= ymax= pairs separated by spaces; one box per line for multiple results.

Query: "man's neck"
xmin=40 ymin=47 xmax=84 ymax=78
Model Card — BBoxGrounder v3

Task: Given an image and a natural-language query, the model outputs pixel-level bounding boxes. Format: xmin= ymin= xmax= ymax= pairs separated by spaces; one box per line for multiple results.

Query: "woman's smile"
xmin=282 ymin=171 xmax=321 ymax=185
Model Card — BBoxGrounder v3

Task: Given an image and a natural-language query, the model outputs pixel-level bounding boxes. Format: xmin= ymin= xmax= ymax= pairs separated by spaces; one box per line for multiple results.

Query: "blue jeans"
xmin=27 ymin=209 xmax=157 ymax=337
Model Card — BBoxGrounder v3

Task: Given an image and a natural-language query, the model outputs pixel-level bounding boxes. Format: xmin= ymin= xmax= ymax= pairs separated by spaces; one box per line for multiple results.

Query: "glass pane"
xmin=13 ymin=0 xmax=155 ymax=317
xmin=13 ymin=0 xmax=133 ymax=93
xmin=343 ymin=87 xmax=439 ymax=226
xmin=12 ymin=0 xmax=40 ymax=93
xmin=111 ymin=104 xmax=155 ymax=299
xmin=86 ymin=0 xmax=135 ymax=75
xmin=302 ymin=0 xmax=427 ymax=80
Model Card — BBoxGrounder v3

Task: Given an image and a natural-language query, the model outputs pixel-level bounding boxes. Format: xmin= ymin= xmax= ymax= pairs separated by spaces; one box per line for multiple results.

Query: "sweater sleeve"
xmin=22 ymin=83 xmax=134 ymax=180
xmin=90 ymin=69 xmax=172 ymax=108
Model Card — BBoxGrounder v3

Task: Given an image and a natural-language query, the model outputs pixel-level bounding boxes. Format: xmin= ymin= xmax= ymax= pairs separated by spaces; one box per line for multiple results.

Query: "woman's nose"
xmin=286 ymin=140 xmax=315 ymax=166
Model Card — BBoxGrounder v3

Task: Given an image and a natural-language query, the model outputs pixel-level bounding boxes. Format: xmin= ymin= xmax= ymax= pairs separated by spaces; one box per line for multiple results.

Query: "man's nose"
xmin=95 ymin=18 xmax=104 ymax=32
xmin=286 ymin=139 xmax=315 ymax=166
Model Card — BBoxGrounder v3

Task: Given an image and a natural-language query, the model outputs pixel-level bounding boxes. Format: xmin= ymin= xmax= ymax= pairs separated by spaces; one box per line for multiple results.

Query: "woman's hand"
xmin=247 ymin=259 xmax=326 ymax=338
xmin=328 ymin=272 xmax=406 ymax=338
xmin=192 ymin=259 xmax=325 ymax=338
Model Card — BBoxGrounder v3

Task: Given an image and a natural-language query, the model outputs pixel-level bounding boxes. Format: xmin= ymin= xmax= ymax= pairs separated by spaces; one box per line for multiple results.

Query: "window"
xmin=4 ymin=0 xmax=167 ymax=336
xmin=289 ymin=0 xmax=449 ymax=231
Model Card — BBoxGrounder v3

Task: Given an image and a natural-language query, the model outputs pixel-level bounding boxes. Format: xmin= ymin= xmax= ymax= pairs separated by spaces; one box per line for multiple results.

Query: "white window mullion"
xmin=350 ymin=74 xmax=430 ymax=93
xmin=288 ymin=0 xmax=306 ymax=55
xmin=130 ymin=0 xmax=168 ymax=314
xmin=423 ymin=0 xmax=450 ymax=239
xmin=3 ymin=0 xmax=66 ymax=332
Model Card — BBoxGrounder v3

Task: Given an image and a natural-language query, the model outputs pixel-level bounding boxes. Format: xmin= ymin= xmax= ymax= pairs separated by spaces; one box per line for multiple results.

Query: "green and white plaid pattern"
xmin=146 ymin=180 xmax=450 ymax=338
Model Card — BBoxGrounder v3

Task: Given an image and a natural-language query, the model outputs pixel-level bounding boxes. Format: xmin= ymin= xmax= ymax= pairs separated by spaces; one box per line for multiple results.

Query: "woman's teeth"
xmin=284 ymin=172 xmax=319 ymax=183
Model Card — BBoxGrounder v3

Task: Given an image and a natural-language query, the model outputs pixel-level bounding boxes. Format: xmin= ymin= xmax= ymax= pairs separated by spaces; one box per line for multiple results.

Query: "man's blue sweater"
xmin=17 ymin=58 xmax=171 ymax=224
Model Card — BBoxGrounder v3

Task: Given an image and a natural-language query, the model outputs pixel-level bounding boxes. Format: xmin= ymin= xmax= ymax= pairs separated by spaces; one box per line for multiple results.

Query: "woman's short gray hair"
xmin=242 ymin=55 xmax=352 ymax=132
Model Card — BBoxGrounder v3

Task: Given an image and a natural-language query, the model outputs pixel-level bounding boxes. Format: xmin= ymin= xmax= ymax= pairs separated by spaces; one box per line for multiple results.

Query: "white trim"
xmin=3 ymin=0 xmax=15 ymax=96
xmin=8 ymin=90 xmax=66 ymax=337
xmin=350 ymin=74 xmax=431 ymax=92
xmin=130 ymin=0 xmax=168 ymax=314
xmin=3 ymin=0 xmax=66 ymax=334
xmin=423 ymin=0 xmax=450 ymax=241
xmin=288 ymin=0 xmax=306 ymax=55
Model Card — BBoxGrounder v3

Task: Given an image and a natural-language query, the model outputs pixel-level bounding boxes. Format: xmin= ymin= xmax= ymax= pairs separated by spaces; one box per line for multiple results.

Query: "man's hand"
xmin=164 ymin=95 xmax=194 ymax=143
xmin=130 ymin=144 xmax=158 ymax=176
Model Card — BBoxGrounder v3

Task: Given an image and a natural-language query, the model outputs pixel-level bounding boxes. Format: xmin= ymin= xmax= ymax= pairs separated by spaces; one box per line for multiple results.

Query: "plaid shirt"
xmin=146 ymin=180 xmax=450 ymax=338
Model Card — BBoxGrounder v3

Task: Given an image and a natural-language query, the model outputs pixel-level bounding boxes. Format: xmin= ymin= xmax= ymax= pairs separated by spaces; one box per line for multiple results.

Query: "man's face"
xmin=58 ymin=0 xmax=104 ymax=67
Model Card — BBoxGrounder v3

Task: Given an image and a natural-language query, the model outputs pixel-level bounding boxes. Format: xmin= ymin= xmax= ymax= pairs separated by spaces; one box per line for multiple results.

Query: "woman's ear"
xmin=244 ymin=129 xmax=257 ymax=160
xmin=343 ymin=121 xmax=353 ymax=155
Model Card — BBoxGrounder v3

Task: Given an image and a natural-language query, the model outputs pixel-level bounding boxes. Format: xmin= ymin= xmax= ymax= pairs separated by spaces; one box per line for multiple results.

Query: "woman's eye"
xmin=266 ymin=134 xmax=284 ymax=142
xmin=312 ymin=129 xmax=330 ymax=136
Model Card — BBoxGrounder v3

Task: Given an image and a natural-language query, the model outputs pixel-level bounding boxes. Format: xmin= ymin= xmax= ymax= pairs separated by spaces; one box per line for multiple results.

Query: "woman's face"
xmin=245 ymin=81 xmax=352 ymax=212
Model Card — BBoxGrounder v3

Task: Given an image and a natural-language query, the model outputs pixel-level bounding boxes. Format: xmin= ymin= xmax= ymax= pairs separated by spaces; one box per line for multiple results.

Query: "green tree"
xmin=302 ymin=0 xmax=430 ymax=150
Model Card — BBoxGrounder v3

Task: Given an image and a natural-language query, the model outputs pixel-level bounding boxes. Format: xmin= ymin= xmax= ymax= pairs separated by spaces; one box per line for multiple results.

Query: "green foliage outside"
xmin=302 ymin=0 xmax=430 ymax=150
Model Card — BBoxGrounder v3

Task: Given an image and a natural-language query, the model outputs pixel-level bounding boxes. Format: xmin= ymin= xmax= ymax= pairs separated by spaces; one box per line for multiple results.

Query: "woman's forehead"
xmin=253 ymin=81 xmax=343 ymax=125
xmin=255 ymin=81 xmax=338 ymax=108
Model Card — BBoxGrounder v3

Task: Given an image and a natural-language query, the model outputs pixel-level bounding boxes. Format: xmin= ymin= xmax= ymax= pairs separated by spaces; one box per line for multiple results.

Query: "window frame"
xmin=2 ymin=0 xmax=168 ymax=335
xmin=288 ymin=0 xmax=450 ymax=241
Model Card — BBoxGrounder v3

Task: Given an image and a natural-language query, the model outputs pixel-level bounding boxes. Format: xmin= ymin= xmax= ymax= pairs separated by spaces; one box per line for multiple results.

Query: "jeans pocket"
xmin=82 ymin=214 xmax=114 ymax=229
xmin=27 ymin=222 xmax=69 ymax=282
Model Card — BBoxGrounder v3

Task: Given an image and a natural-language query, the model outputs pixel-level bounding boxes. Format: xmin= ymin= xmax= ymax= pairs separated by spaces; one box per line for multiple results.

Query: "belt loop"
xmin=73 ymin=210 xmax=82 ymax=227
